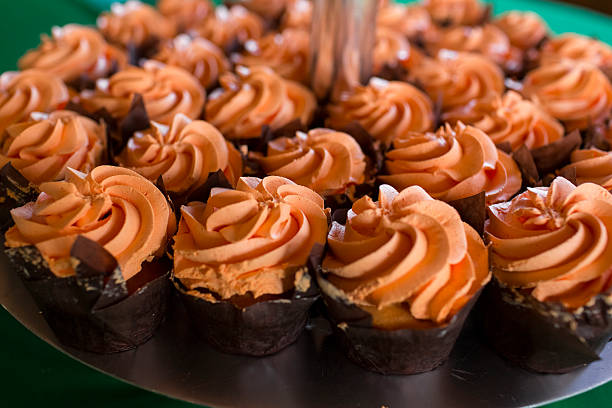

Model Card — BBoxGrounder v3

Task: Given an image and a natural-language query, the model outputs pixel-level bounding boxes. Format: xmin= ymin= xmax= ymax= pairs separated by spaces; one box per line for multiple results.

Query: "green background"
xmin=0 ymin=0 xmax=611 ymax=407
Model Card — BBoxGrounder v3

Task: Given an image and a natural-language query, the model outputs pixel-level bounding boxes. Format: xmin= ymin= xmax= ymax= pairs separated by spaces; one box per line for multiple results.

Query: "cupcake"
xmin=115 ymin=113 xmax=242 ymax=198
xmin=226 ymin=0 xmax=290 ymax=22
xmin=97 ymin=0 xmax=176 ymax=48
xmin=317 ymin=184 xmax=490 ymax=374
xmin=153 ymin=34 xmax=230 ymax=90
xmin=252 ymin=128 xmax=372 ymax=207
xmin=559 ymin=149 xmax=612 ymax=190
xmin=190 ymin=5 xmax=264 ymax=52
xmin=326 ymin=77 xmax=434 ymax=146
xmin=0 ymin=70 xmax=69 ymax=135
xmin=205 ymin=66 xmax=316 ymax=140
xmin=157 ymin=0 xmax=213 ymax=31
xmin=80 ymin=60 xmax=205 ymax=125
xmin=172 ymin=175 xmax=328 ymax=355
xmin=523 ymin=59 xmax=612 ymax=131
xmin=408 ymin=51 xmax=504 ymax=112
xmin=423 ymin=0 xmax=487 ymax=27
xmin=232 ymin=28 xmax=310 ymax=84
xmin=442 ymin=91 xmax=564 ymax=151
xmin=377 ymin=3 xmax=432 ymax=42
xmin=18 ymin=25 xmax=127 ymax=85
xmin=281 ymin=0 xmax=312 ymax=30
xmin=484 ymin=177 xmax=612 ymax=373
xmin=0 ymin=111 xmax=106 ymax=185
xmin=374 ymin=27 xmax=425 ymax=78
xmin=4 ymin=165 xmax=174 ymax=353
xmin=492 ymin=11 xmax=548 ymax=52
xmin=540 ymin=34 xmax=612 ymax=74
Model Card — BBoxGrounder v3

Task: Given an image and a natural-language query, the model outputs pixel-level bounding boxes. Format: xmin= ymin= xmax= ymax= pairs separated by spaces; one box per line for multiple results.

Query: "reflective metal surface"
xmin=1 ymin=251 xmax=611 ymax=408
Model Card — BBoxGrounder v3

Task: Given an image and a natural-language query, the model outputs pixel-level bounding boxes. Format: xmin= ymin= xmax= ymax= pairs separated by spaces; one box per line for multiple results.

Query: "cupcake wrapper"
xmin=530 ymin=129 xmax=582 ymax=177
xmin=126 ymin=37 xmax=160 ymax=66
xmin=318 ymin=273 xmax=482 ymax=375
xmin=0 ymin=163 xmax=39 ymax=228
xmin=377 ymin=63 xmax=408 ymax=82
xmin=512 ymin=145 xmax=541 ymax=188
xmin=582 ymin=122 xmax=611 ymax=151
xmin=479 ymin=279 xmax=612 ymax=373
xmin=4 ymin=236 xmax=170 ymax=353
xmin=447 ymin=191 xmax=486 ymax=236
xmin=66 ymin=60 xmax=120 ymax=91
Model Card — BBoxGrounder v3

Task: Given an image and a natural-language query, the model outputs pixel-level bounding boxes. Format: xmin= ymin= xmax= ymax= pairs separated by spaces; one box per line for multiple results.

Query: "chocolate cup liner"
xmin=448 ymin=191 xmax=486 ymax=237
xmin=531 ymin=130 xmax=582 ymax=177
xmin=317 ymin=273 xmax=482 ymax=375
xmin=479 ymin=278 xmax=612 ymax=374
xmin=582 ymin=122 xmax=611 ymax=151
xmin=126 ymin=36 xmax=160 ymax=66
xmin=0 ymin=163 xmax=38 ymax=228
xmin=4 ymin=236 xmax=170 ymax=353
xmin=512 ymin=145 xmax=541 ymax=188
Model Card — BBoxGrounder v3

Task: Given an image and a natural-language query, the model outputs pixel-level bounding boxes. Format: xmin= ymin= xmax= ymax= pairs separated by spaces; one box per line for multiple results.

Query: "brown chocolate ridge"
xmin=0 ymin=163 xmax=39 ymax=228
xmin=448 ymin=191 xmax=486 ymax=237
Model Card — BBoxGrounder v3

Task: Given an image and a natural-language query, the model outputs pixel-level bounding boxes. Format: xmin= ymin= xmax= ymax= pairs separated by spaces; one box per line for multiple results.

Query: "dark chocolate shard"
xmin=512 ymin=145 xmax=540 ymax=188
xmin=331 ymin=208 xmax=348 ymax=225
xmin=71 ymin=235 xmax=118 ymax=278
xmin=377 ymin=63 xmax=408 ymax=81
xmin=582 ymin=123 xmax=611 ymax=151
xmin=448 ymin=191 xmax=486 ymax=236
xmin=342 ymin=121 xmax=385 ymax=174
xmin=531 ymin=130 xmax=581 ymax=176
xmin=0 ymin=163 xmax=39 ymax=228
xmin=495 ymin=141 xmax=513 ymax=155
xmin=184 ymin=169 xmax=234 ymax=204
xmin=174 ymin=268 xmax=318 ymax=356
xmin=480 ymin=280 xmax=612 ymax=373
xmin=126 ymin=36 xmax=160 ymax=66
xmin=117 ymin=93 xmax=150 ymax=155
xmin=557 ymin=166 xmax=577 ymax=186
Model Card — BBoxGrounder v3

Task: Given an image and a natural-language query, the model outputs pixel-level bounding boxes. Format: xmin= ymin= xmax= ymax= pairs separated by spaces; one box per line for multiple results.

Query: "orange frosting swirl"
xmin=0 ymin=111 xmax=106 ymax=185
xmin=157 ymin=0 xmax=212 ymax=30
xmin=423 ymin=0 xmax=486 ymax=27
xmin=377 ymin=4 xmax=432 ymax=40
xmin=326 ymin=77 xmax=434 ymax=145
xmin=374 ymin=27 xmax=425 ymax=75
xmin=523 ymin=60 xmax=612 ymax=131
xmin=153 ymin=34 xmax=229 ymax=90
xmin=540 ymin=34 xmax=612 ymax=72
xmin=18 ymin=25 xmax=127 ymax=83
xmin=227 ymin=0 xmax=289 ymax=20
xmin=425 ymin=24 xmax=522 ymax=72
xmin=380 ymin=122 xmax=521 ymax=203
xmin=97 ymin=1 xmax=176 ymax=47
xmin=5 ymin=165 xmax=172 ymax=280
xmin=281 ymin=0 xmax=312 ymax=30
xmin=191 ymin=5 xmax=264 ymax=50
xmin=116 ymin=113 xmax=242 ymax=193
xmin=205 ymin=66 xmax=316 ymax=140
xmin=254 ymin=128 xmax=367 ymax=196
xmin=493 ymin=11 xmax=548 ymax=51
xmin=173 ymin=176 xmax=329 ymax=299
xmin=486 ymin=177 xmax=612 ymax=309
xmin=81 ymin=61 xmax=205 ymax=125
xmin=560 ymin=149 xmax=612 ymax=191
xmin=321 ymin=184 xmax=489 ymax=326
xmin=0 ymin=70 xmax=69 ymax=135
xmin=442 ymin=91 xmax=564 ymax=151
xmin=233 ymin=28 xmax=310 ymax=84
xmin=408 ymin=51 xmax=504 ymax=111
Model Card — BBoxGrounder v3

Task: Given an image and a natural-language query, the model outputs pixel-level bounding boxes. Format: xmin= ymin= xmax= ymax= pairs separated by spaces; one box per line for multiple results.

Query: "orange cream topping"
xmin=423 ymin=0 xmax=486 ymax=26
xmin=374 ymin=27 xmax=425 ymax=75
xmin=5 ymin=165 xmax=172 ymax=280
xmin=377 ymin=4 xmax=432 ymax=40
xmin=0 ymin=111 xmax=106 ymax=185
xmin=154 ymin=34 xmax=229 ymax=90
xmin=281 ymin=0 xmax=312 ymax=30
xmin=523 ymin=60 xmax=612 ymax=131
xmin=326 ymin=77 xmax=434 ymax=145
xmin=540 ymin=34 xmax=612 ymax=72
xmin=97 ymin=1 xmax=176 ymax=47
xmin=233 ymin=28 xmax=310 ymax=84
xmin=0 ymin=70 xmax=69 ymax=136
xmin=493 ymin=11 xmax=548 ymax=51
xmin=205 ymin=66 xmax=316 ymax=140
xmin=116 ymin=113 xmax=242 ymax=193
xmin=228 ymin=0 xmax=289 ymax=20
xmin=322 ymin=184 xmax=489 ymax=324
xmin=157 ymin=0 xmax=212 ymax=30
xmin=173 ymin=176 xmax=329 ymax=299
xmin=560 ymin=149 xmax=612 ymax=191
xmin=442 ymin=91 xmax=564 ymax=151
xmin=255 ymin=128 xmax=367 ymax=196
xmin=379 ymin=122 xmax=521 ymax=203
xmin=486 ymin=177 xmax=612 ymax=309
xmin=409 ymin=51 xmax=504 ymax=111
xmin=81 ymin=60 xmax=206 ymax=125
xmin=191 ymin=5 xmax=264 ymax=50
xmin=18 ymin=25 xmax=127 ymax=83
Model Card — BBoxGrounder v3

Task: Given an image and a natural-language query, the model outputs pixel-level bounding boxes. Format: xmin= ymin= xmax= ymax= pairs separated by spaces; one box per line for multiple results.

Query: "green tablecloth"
xmin=0 ymin=1 xmax=611 ymax=407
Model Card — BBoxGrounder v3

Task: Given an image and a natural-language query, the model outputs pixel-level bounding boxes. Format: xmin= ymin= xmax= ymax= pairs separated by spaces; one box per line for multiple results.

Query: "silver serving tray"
xmin=1 ymin=250 xmax=610 ymax=408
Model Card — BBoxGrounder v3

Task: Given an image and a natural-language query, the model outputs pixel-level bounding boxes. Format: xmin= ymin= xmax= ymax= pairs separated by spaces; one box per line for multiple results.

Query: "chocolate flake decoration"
xmin=185 ymin=169 xmax=233 ymax=204
xmin=342 ymin=121 xmax=385 ymax=174
xmin=331 ymin=208 xmax=348 ymax=225
xmin=480 ymin=280 xmax=612 ymax=373
xmin=512 ymin=145 xmax=540 ymax=188
xmin=495 ymin=141 xmax=513 ymax=155
xmin=126 ymin=36 xmax=160 ymax=66
xmin=377 ymin=63 xmax=408 ymax=82
xmin=583 ymin=123 xmax=611 ymax=151
xmin=448 ymin=191 xmax=486 ymax=236
xmin=117 ymin=93 xmax=150 ymax=155
xmin=557 ymin=166 xmax=577 ymax=186
xmin=531 ymin=130 xmax=581 ymax=176
xmin=0 ymin=163 xmax=38 ymax=228
xmin=4 ymin=236 xmax=170 ymax=353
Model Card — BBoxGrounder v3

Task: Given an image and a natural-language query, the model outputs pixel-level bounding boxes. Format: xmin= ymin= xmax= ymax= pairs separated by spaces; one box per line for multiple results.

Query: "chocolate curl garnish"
xmin=342 ymin=121 xmax=385 ymax=175
xmin=117 ymin=93 xmax=150 ymax=155
xmin=531 ymin=130 xmax=582 ymax=176
xmin=582 ymin=123 xmax=611 ymax=151
xmin=448 ymin=191 xmax=486 ymax=236
xmin=0 ymin=163 xmax=39 ymax=227
xmin=512 ymin=145 xmax=541 ymax=188
xmin=184 ymin=169 xmax=233 ymax=204
xmin=557 ymin=166 xmax=577 ymax=186
xmin=495 ymin=141 xmax=513 ymax=155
